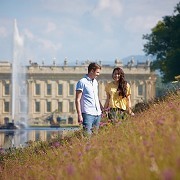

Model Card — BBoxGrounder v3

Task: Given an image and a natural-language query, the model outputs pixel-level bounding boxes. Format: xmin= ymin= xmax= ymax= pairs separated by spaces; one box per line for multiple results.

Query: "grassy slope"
xmin=0 ymin=91 xmax=180 ymax=180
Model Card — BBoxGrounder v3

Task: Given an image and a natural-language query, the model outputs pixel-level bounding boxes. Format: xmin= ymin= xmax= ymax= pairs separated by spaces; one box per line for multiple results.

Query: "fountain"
xmin=0 ymin=20 xmax=79 ymax=149
xmin=11 ymin=19 xmax=28 ymax=128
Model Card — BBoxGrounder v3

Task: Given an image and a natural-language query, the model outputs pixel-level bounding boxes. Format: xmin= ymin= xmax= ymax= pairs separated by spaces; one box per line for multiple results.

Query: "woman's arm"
xmin=99 ymin=100 xmax=104 ymax=111
xmin=104 ymin=92 xmax=110 ymax=109
xmin=127 ymin=95 xmax=134 ymax=116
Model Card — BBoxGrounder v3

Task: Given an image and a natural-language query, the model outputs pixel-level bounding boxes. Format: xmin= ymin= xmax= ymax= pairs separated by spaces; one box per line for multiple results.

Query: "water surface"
xmin=0 ymin=127 xmax=79 ymax=149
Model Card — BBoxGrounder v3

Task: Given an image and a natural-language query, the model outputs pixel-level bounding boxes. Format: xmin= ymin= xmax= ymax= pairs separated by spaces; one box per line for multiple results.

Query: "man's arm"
xmin=75 ymin=90 xmax=83 ymax=124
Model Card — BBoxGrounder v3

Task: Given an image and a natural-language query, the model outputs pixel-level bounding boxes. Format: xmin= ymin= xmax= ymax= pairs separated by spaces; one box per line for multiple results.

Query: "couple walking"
xmin=75 ymin=62 xmax=134 ymax=136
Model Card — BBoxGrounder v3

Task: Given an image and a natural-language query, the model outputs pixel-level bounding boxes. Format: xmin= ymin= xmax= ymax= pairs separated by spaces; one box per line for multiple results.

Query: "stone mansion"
xmin=0 ymin=58 xmax=156 ymax=125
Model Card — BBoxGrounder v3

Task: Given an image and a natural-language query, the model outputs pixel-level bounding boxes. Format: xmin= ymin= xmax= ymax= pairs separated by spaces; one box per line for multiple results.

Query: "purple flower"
xmin=51 ymin=141 xmax=60 ymax=148
xmin=100 ymin=122 xmax=108 ymax=127
xmin=161 ymin=168 xmax=174 ymax=180
xmin=116 ymin=176 xmax=122 ymax=180
xmin=78 ymin=151 xmax=82 ymax=157
xmin=66 ymin=164 xmax=75 ymax=175
xmin=156 ymin=119 xmax=164 ymax=126
xmin=85 ymin=144 xmax=91 ymax=151
xmin=176 ymin=157 xmax=180 ymax=168
xmin=0 ymin=147 xmax=5 ymax=154
xmin=95 ymin=175 xmax=103 ymax=180
xmin=168 ymin=102 xmax=175 ymax=109
xmin=63 ymin=151 xmax=68 ymax=156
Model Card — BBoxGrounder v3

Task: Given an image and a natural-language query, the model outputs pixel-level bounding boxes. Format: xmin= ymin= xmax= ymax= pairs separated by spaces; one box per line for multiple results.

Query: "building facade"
xmin=0 ymin=59 xmax=156 ymax=125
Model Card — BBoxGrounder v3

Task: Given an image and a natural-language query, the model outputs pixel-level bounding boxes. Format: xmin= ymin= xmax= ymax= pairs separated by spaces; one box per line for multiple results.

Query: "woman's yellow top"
xmin=105 ymin=81 xmax=131 ymax=110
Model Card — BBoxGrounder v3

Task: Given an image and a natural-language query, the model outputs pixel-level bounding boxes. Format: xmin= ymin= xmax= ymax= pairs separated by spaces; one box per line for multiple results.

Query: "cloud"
xmin=23 ymin=29 xmax=35 ymax=40
xmin=90 ymin=0 xmax=123 ymax=33
xmin=93 ymin=0 xmax=123 ymax=17
xmin=41 ymin=0 xmax=92 ymax=15
xmin=37 ymin=38 xmax=62 ymax=51
xmin=0 ymin=26 xmax=8 ymax=38
xmin=122 ymin=0 xmax=179 ymax=33
xmin=0 ymin=0 xmax=179 ymax=62
xmin=23 ymin=27 xmax=62 ymax=59
xmin=45 ymin=22 xmax=57 ymax=33
xmin=124 ymin=16 xmax=160 ymax=33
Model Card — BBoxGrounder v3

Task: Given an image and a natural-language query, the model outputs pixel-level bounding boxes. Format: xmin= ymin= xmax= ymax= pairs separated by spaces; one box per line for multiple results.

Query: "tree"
xmin=143 ymin=2 xmax=180 ymax=82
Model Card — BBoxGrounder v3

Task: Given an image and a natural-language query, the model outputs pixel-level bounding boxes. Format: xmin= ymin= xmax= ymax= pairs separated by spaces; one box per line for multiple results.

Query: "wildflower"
xmin=100 ymin=122 xmax=108 ymax=127
xmin=170 ymin=135 xmax=176 ymax=142
xmin=63 ymin=151 xmax=68 ymax=156
xmin=0 ymin=147 xmax=5 ymax=154
xmin=51 ymin=141 xmax=60 ymax=148
xmin=149 ymin=157 xmax=159 ymax=173
xmin=85 ymin=144 xmax=91 ymax=152
xmin=168 ymin=102 xmax=175 ymax=109
xmin=116 ymin=176 xmax=122 ymax=180
xmin=78 ymin=151 xmax=82 ymax=158
xmin=104 ymin=107 xmax=111 ymax=112
xmin=176 ymin=157 xmax=180 ymax=168
xmin=66 ymin=164 xmax=75 ymax=175
xmin=161 ymin=168 xmax=174 ymax=180
xmin=85 ymin=142 xmax=91 ymax=151
xmin=156 ymin=118 xmax=165 ymax=126
xmin=116 ymin=121 xmax=122 ymax=125
xmin=101 ymin=113 xmax=107 ymax=118
xmin=95 ymin=175 xmax=103 ymax=180
xmin=143 ymin=140 xmax=148 ymax=147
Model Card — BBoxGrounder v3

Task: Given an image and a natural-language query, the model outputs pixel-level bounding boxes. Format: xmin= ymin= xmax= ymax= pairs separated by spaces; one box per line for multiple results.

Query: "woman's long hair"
xmin=112 ymin=67 xmax=127 ymax=98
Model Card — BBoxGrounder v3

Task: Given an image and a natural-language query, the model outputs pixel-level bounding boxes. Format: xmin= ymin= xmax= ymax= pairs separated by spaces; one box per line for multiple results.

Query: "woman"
xmin=104 ymin=67 xmax=134 ymax=122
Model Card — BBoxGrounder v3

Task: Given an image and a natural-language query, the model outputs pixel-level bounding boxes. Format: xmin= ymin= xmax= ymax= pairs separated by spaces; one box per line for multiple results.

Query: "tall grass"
xmin=0 ymin=90 xmax=180 ymax=180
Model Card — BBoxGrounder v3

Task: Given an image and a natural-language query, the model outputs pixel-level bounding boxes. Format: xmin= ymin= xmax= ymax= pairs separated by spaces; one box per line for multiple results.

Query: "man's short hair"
xmin=88 ymin=62 xmax=101 ymax=73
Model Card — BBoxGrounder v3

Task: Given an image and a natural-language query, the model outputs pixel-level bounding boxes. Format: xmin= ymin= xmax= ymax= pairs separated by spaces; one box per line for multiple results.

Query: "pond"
xmin=0 ymin=127 xmax=80 ymax=149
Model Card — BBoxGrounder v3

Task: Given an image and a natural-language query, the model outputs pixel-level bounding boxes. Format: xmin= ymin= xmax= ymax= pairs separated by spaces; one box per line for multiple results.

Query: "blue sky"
xmin=0 ymin=0 xmax=179 ymax=65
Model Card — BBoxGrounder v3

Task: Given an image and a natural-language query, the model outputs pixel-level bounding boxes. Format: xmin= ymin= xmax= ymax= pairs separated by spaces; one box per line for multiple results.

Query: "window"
xmin=69 ymin=102 xmax=74 ymax=113
xmin=5 ymin=84 xmax=10 ymax=95
xmin=20 ymin=101 xmax=26 ymax=113
xmin=4 ymin=102 xmax=9 ymax=112
xmin=47 ymin=84 xmax=52 ymax=95
xmin=35 ymin=102 xmax=40 ymax=112
xmin=4 ymin=117 xmax=9 ymax=125
xmin=35 ymin=84 xmax=40 ymax=95
xmin=20 ymin=85 xmax=26 ymax=95
xmin=58 ymin=84 xmax=63 ymax=95
xmin=58 ymin=102 xmax=63 ymax=112
xmin=35 ymin=131 xmax=41 ymax=141
xmin=47 ymin=102 xmax=51 ymax=112
xmin=138 ymin=85 xmax=143 ymax=96
xmin=68 ymin=116 xmax=73 ymax=124
xmin=69 ymin=84 xmax=74 ymax=95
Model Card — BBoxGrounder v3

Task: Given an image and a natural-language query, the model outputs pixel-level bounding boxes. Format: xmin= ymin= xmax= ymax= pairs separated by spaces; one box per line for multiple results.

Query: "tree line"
xmin=143 ymin=2 xmax=180 ymax=83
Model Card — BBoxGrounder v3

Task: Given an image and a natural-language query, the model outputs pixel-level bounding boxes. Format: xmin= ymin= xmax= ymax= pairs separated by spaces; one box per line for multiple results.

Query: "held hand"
xmin=78 ymin=119 xmax=83 ymax=125
xmin=78 ymin=115 xmax=83 ymax=125
xmin=128 ymin=108 xmax=134 ymax=116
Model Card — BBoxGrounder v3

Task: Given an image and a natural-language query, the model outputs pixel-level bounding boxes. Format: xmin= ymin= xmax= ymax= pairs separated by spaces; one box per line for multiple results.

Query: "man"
xmin=75 ymin=62 xmax=102 ymax=136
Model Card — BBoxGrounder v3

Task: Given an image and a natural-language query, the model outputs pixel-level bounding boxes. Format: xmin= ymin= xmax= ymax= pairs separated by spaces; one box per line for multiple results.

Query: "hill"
xmin=122 ymin=54 xmax=152 ymax=63
xmin=0 ymin=90 xmax=179 ymax=179
xmin=102 ymin=54 xmax=152 ymax=66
